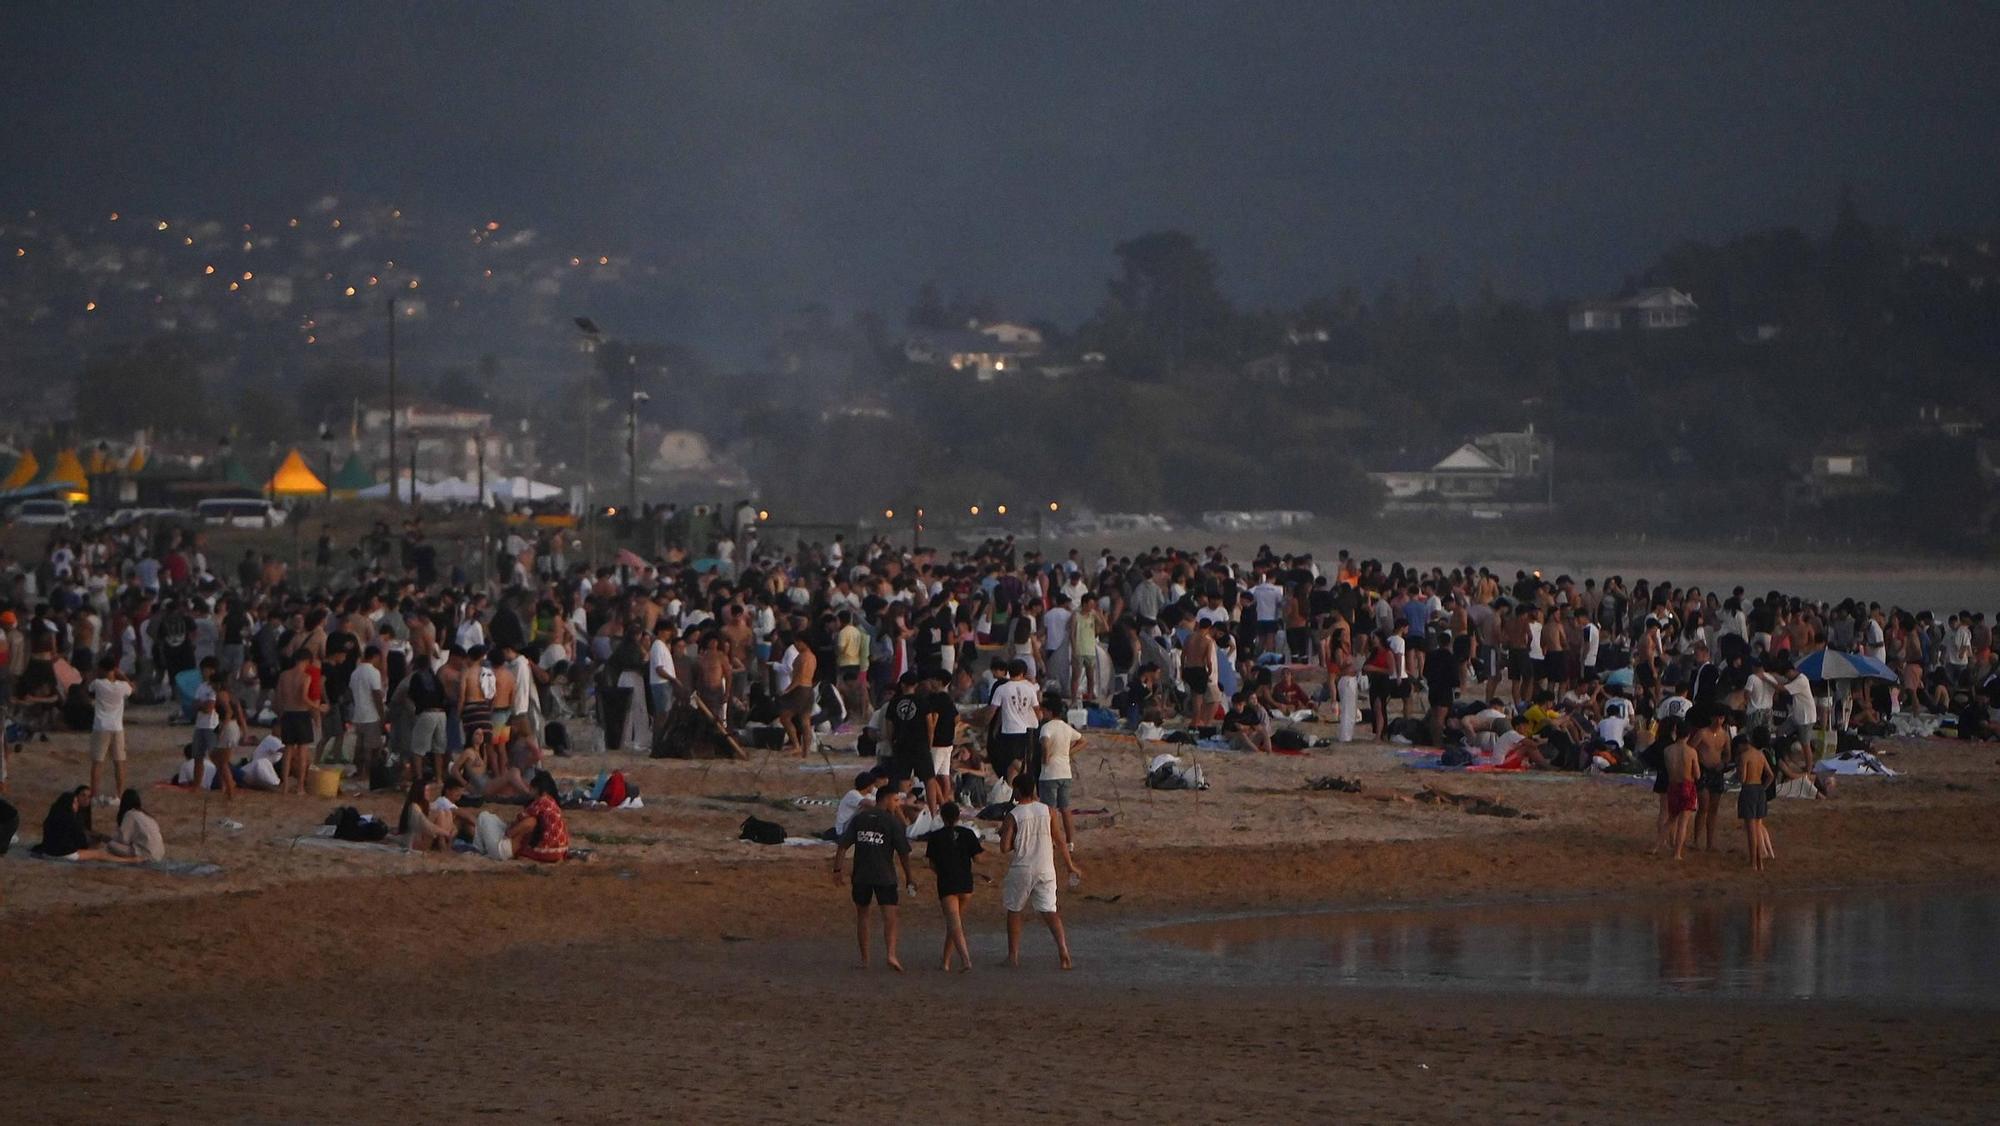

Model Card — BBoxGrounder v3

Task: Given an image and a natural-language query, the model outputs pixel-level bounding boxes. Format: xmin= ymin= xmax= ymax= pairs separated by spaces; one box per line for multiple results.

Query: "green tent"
xmin=216 ymin=455 xmax=259 ymax=489
xmin=329 ymin=452 xmax=376 ymax=494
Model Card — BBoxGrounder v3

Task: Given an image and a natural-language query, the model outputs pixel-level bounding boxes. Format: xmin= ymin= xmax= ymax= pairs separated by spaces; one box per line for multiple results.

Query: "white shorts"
xmin=1003 ymin=868 xmax=1058 ymax=914
xmin=91 ymin=729 xmax=127 ymax=763
xmin=930 ymin=747 xmax=953 ymax=779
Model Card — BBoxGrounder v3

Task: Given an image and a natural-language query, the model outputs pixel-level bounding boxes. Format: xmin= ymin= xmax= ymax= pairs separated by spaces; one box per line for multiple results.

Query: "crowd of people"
xmin=1 ymin=510 xmax=1994 ymax=896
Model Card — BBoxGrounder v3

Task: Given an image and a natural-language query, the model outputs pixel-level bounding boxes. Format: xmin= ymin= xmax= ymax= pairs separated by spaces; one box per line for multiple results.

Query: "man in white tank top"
xmin=1001 ymin=785 xmax=1083 ymax=969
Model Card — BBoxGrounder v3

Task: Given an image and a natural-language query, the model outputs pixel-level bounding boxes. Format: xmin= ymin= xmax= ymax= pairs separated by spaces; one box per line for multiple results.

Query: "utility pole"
xmin=573 ymin=318 xmax=602 ymax=570
xmin=386 ymin=295 xmax=399 ymax=504
xmin=627 ymin=352 xmax=639 ymax=514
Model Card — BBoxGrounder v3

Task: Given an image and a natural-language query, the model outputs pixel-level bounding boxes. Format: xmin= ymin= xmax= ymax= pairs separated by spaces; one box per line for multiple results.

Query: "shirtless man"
xmin=778 ymin=632 xmax=818 ymax=755
xmin=1662 ymin=726 xmax=1700 ymax=861
xmin=1180 ymin=619 xmax=1216 ymax=719
xmin=1735 ymin=734 xmax=1774 ymax=870
xmin=273 ymin=650 xmax=324 ymax=794
xmin=695 ymin=634 xmax=733 ymax=726
xmin=1690 ymin=707 xmax=1734 ymax=852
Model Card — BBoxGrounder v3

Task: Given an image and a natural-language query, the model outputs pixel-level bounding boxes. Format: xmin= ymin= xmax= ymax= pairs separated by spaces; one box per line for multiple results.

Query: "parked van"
xmin=195 ymin=497 xmax=286 ymax=528
xmin=9 ymin=498 xmax=74 ymax=527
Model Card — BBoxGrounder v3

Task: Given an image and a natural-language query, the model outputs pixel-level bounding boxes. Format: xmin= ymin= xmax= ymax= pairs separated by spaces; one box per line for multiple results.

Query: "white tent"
xmin=357 ymin=476 xmax=490 ymax=504
xmin=491 ymin=476 xmax=563 ymax=503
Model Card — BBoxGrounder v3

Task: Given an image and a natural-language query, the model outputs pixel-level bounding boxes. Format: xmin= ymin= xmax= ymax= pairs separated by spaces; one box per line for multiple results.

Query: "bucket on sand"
xmin=307 ymin=766 xmax=342 ymax=799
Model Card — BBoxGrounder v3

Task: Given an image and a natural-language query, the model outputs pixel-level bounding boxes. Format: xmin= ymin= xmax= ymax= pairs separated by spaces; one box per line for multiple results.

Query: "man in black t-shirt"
xmin=834 ymin=788 xmax=915 ymax=971
xmin=921 ymin=672 xmax=960 ymax=809
xmin=885 ymin=672 xmax=928 ymax=781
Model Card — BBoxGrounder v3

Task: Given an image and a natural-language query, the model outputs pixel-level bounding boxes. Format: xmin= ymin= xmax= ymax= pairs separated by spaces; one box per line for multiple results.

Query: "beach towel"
xmin=16 ymin=852 xmax=222 ymax=877
xmin=779 ymin=836 xmax=833 ymax=847
xmin=1816 ymin=750 xmax=1898 ymax=777
xmin=282 ymin=827 xmax=411 ymax=854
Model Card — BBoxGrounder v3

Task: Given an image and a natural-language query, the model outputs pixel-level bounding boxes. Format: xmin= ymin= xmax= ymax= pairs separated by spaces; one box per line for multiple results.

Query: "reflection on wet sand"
xmin=1147 ymin=890 xmax=1999 ymax=1007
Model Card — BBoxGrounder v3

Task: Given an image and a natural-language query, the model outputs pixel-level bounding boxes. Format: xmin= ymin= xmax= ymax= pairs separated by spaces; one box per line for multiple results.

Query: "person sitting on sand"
xmin=240 ymin=724 xmax=286 ymax=791
xmin=1224 ymin=689 xmax=1274 ymax=753
xmin=32 ymin=786 xmax=138 ymax=862
xmin=106 ymin=789 xmax=165 ymax=862
xmin=402 ymin=776 xmax=458 ymax=853
xmin=1774 ymin=735 xmax=1833 ymax=799
xmin=470 ymin=770 xmax=573 ymax=862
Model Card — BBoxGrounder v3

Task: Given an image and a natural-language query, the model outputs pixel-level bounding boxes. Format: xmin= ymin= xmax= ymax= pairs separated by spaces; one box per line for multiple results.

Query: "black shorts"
xmin=989 ymin=731 xmax=1030 ymax=776
xmin=936 ymin=878 xmax=973 ymax=899
xmin=1541 ymin=653 xmax=1568 ymax=682
xmin=851 ymin=883 xmax=898 ymax=907
xmin=839 ymin=667 xmax=861 ymax=683
xmin=1366 ymin=672 xmax=1391 ymax=704
xmin=1699 ymin=766 xmax=1727 ymax=794
xmin=1184 ymin=667 xmax=1211 ymax=695
xmin=1507 ymin=648 xmax=1531 ymax=681
xmin=889 ymin=751 xmax=932 ymax=782
xmin=280 ymin=711 xmax=315 ymax=745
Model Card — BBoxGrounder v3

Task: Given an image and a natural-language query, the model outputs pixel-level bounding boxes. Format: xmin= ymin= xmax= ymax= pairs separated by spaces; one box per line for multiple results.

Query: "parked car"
xmin=9 ymin=498 xmax=74 ymax=527
xmin=105 ymin=506 xmax=188 ymax=528
xmin=195 ymin=497 xmax=286 ymax=528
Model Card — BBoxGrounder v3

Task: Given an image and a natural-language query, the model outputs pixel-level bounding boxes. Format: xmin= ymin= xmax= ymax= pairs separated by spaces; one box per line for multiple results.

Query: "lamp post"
xmin=572 ymin=317 xmax=600 ymax=569
xmin=626 ymin=353 xmax=644 ymax=515
xmin=386 ymin=295 xmax=400 ymax=505
xmin=318 ymin=423 xmax=335 ymax=501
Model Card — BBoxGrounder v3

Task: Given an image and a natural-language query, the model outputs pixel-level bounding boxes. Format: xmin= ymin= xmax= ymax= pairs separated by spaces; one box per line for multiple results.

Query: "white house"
xmin=904 ymin=328 xmax=1027 ymax=381
xmin=1371 ymin=426 xmax=1552 ymax=504
xmin=974 ymin=321 xmax=1043 ymax=353
xmin=1567 ymin=287 xmax=1697 ymax=333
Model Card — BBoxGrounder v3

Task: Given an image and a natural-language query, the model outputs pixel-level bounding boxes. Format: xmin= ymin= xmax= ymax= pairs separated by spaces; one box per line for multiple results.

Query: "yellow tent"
xmin=265 ymin=448 xmax=327 ymax=496
xmin=43 ymin=448 xmax=90 ymax=502
xmin=0 ymin=450 xmax=38 ymax=490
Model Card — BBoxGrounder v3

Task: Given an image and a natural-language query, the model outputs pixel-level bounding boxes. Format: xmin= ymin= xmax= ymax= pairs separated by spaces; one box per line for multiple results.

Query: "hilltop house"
xmin=1567 ymin=287 xmax=1698 ymax=333
xmin=903 ymin=328 xmax=1027 ymax=381
xmin=1371 ymin=425 xmax=1553 ymax=511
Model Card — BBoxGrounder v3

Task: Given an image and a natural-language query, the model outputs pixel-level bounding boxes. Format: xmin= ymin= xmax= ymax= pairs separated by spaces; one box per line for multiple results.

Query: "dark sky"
xmin=5 ymin=0 xmax=1999 ymax=348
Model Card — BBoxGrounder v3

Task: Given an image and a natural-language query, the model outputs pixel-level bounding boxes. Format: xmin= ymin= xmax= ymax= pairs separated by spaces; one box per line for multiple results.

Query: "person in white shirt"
xmin=831 ymin=769 xmax=881 ymax=837
xmin=1248 ymin=574 xmax=1284 ymax=653
xmin=988 ymin=661 xmax=1041 ymax=784
xmin=1036 ymin=696 xmax=1086 ymax=846
xmin=1041 ymin=594 xmax=1075 ymax=693
xmin=348 ymin=647 xmax=388 ymax=784
xmin=242 ymin=728 xmax=286 ymax=790
xmin=88 ymin=661 xmax=134 ymax=799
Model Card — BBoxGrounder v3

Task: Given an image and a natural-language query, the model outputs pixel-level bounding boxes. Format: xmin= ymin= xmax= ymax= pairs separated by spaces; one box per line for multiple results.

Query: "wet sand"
xmin=6 ymin=711 xmax=2000 ymax=1122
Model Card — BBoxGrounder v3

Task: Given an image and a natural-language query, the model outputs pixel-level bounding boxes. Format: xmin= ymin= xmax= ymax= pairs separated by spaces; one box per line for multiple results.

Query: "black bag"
xmin=1439 ymin=744 xmax=1475 ymax=768
xmin=1271 ymin=728 xmax=1310 ymax=751
xmin=738 ymin=815 xmax=786 ymax=845
xmin=0 ymin=797 xmax=18 ymax=856
xmin=332 ymin=805 xmax=389 ymax=842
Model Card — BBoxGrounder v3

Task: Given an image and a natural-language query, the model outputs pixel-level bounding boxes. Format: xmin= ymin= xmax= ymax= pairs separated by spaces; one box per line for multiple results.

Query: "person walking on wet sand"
xmin=1001 ymin=781 xmax=1082 ymax=969
xmin=1690 ymin=707 xmax=1733 ymax=853
xmin=923 ymin=801 xmax=985 ymax=972
xmin=1662 ymin=727 xmax=1700 ymax=860
xmin=834 ymin=785 xmax=916 ymax=971
xmin=1736 ymin=734 xmax=1775 ymax=871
